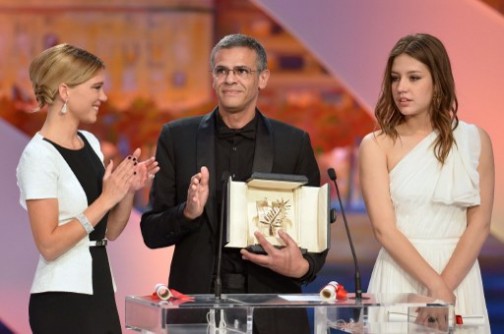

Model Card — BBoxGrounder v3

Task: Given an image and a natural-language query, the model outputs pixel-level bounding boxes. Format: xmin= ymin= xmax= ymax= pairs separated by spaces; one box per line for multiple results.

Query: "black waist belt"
xmin=89 ymin=239 xmax=107 ymax=247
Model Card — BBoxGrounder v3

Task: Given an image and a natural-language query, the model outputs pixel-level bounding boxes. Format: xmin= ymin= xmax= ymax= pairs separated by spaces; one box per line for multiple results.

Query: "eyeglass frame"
xmin=211 ymin=65 xmax=262 ymax=80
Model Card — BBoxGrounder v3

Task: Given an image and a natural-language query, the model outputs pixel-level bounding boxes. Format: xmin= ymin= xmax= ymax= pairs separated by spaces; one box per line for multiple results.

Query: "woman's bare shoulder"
xmin=360 ymin=130 xmax=393 ymax=152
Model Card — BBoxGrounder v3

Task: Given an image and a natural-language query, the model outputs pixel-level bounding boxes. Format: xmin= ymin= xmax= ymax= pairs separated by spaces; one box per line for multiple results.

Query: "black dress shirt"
xmin=214 ymin=112 xmax=257 ymax=288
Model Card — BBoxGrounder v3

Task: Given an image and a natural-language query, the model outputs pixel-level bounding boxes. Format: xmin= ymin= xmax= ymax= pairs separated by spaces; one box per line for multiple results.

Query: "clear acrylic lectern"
xmin=125 ymin=293 xmax=458 ymax=333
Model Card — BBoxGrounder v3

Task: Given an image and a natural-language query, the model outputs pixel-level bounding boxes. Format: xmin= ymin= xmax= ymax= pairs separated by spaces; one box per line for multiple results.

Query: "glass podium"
xmin=125 ymin=292 xmax=456 ymax=333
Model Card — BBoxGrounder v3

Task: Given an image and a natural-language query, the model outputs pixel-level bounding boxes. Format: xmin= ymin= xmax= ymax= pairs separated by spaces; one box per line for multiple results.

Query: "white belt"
xmin=89 ymin=239 xmax=108 ymax=247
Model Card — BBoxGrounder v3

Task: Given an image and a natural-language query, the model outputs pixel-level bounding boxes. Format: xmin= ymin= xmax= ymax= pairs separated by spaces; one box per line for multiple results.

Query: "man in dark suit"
xmin=140 ymin=33 xmax=327 ymax=334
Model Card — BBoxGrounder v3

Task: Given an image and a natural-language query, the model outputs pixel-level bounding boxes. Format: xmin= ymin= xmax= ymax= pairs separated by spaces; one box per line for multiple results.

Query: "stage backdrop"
xmin=0 ymin=0 xmax=213 ymax=111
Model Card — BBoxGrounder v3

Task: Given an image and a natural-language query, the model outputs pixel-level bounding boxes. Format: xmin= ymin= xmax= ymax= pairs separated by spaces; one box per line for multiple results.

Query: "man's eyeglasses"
xmin=212 ymin=66 xmax=258 ymax=80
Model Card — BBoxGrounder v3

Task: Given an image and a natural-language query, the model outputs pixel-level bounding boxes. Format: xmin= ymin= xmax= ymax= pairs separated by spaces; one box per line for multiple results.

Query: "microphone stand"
xmin=327 ymin=168 xmax=364 ymax=301
xmin=210 ymin=172 xmax=231 ymax=331
xmin=214 ymin=171 xmax=230 ymax=301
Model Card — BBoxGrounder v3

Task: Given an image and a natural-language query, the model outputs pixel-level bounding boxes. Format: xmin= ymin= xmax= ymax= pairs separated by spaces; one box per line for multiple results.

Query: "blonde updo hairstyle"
xmin=29 ymin=44 xmax=105 ymax=109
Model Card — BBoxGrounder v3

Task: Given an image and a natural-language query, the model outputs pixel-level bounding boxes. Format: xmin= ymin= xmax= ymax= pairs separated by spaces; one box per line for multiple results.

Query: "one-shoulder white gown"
xmin=367 ymin=121 xmax=490 ymax=333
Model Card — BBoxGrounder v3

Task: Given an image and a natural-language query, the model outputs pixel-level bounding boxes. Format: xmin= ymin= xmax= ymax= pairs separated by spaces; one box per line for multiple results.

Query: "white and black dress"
xmin=28 ymin=132 xmax=121 ymax=334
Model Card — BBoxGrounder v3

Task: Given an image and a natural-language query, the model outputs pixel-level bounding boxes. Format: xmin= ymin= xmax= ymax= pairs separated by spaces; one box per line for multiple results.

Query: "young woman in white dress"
xmin=359 ymin=33 xmax=494 ymax=331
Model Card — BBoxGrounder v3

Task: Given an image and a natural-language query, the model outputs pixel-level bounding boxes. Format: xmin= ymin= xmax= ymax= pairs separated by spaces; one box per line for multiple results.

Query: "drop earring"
xmin=60 ymin=100 xmax=68 ymax=114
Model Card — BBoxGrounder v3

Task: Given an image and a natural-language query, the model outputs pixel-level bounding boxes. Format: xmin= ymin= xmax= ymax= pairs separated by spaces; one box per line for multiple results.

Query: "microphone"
xmin=327 ymin=168 xmax=363 ymax=300
xmin=215 ymin=171 xmax=230 ymax=300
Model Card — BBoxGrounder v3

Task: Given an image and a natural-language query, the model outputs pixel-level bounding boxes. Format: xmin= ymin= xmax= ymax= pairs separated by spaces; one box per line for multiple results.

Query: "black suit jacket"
xmin=140 ymin=109 xmax=327 ymax=332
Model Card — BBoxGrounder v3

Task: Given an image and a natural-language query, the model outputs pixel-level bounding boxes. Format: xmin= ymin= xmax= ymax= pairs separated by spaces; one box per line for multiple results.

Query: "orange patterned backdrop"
xmin=0 ymin=0 xmax=375 ymax=210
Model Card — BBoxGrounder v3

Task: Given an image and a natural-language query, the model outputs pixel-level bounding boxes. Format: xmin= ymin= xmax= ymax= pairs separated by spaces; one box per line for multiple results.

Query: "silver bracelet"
xmin=76 ymin=213 xmax=94 ymax=234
